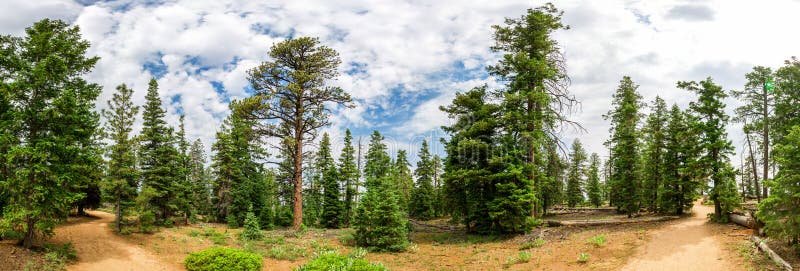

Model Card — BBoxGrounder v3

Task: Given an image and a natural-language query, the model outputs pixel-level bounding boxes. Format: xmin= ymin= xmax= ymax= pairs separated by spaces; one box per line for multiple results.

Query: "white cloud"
xmin=2 ymin=0 xmax=798 ymax=165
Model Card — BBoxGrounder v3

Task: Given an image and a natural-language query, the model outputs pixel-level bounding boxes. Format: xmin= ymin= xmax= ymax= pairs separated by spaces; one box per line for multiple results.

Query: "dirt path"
xmin=620 ymin=201 xmax=742 ymax=271
xmin=52 ymin=211 xmax=178 ymax=271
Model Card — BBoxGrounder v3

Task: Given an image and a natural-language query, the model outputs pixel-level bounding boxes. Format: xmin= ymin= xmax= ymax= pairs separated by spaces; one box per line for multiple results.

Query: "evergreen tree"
xmin=139 ymin=78 xmax=180 ymax=223
xmin=680 ymin=78 xmax=739 ymax=221
xmin=410 ymin=140 xmax=436 ymax=220
xmin=431 ymin=154 xmax=445 ymax=217
xmin=211 ymin=103 xmax=267 ymax=226
xmin=353 ymin=131 xmax=408 ymax=251
xmin=188 ymin=139 xmax=212 ymax=220
xmin=338 ymin=129 xmax=358 ymax=226
xmin=604 ymin=76 xmax=643 ymax=217
xmin=540 ymin=142 xmax=565 ymax=214
xmin=239 ymin=37 xmax=352 ymax=230
xmin=394 ymin=150 xmax=414 ymax=211
xmin=660 ymin=105 xmax=701 ymax=215
xmin=732 ymin=66 xmax=775 ymax=200
xmin=0 ymin=19 xmax=102 ymax=248
xmin=174 ymin=115 xmax=194 ymax=223
xmin=641 ymin=96 xmax=668 ymax=212
xmin=441 ymin=87 xmax=498 ymax=233
xmin=566 ymin=139 xmax=587 ymax=208
xmin=488 ymin=4 xmax=577 ymax=218
xmin=758 ymin=125 xmax=800 ymax=246
xmin=586 ymin=153 xmax=603 ymax=208
xmin=101 ymin=84 xmax=140 ymax=233
xmin=317 ymin=133 xmax=343 ymax=228
xmin=774 ymin=57 xmax=800 ymax=145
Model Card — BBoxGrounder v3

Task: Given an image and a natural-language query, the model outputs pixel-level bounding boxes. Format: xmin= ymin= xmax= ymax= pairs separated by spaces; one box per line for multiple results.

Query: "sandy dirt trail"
xmin=620 ymin=201 xmax=742 ymax=271
xmin=52 ymin=211 xmax=178 ymax=271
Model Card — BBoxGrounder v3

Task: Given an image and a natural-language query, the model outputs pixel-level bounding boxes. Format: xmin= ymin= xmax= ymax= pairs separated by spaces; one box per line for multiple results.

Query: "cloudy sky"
xmin=3 ymin=0 xmax=798 ymax=166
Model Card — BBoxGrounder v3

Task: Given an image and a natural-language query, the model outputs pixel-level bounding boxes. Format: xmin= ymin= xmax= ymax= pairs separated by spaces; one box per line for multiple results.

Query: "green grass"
xmin=577 ymin=252 xmax=590 ymax=263
xmin=519 ymin=238 xmax=546 ymax=250
xmin=264 ymin=244 xmax=307 ymax=261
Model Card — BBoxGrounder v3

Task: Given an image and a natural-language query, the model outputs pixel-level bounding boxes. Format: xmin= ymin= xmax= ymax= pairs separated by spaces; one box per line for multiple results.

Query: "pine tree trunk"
xmin=22 ymin=216 xmax=35 ymax=249
xmin=762 ymin=86 xmax=769 ymax=200
xmin=116 ymin=188 xmax=122 ymax=233
xmin=292 ymin=121 xmax=304 ymax=231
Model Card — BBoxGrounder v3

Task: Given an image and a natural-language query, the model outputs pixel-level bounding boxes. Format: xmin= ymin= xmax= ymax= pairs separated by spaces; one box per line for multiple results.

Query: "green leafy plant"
xmin=295 ymin=251 xmax=387 ymax=271
xmin=348 ymin=247 xmax=368 ymax=259
xmin=578 ymin=252 xmax=590 ymax=263
xmin=184 ymin=247 xmax=262 ymax=271
xmin=44 ymin=243 xmax=78 ymax=263
xmin=519 ymin=238 xmax=546 ymax=250
xmin=587 ymin=234 xmax=606 ymax=247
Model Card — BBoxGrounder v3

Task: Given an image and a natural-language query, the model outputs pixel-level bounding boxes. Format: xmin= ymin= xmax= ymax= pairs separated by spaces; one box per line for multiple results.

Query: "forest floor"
xmin=0 ymin=201 xmax=784 ymax=271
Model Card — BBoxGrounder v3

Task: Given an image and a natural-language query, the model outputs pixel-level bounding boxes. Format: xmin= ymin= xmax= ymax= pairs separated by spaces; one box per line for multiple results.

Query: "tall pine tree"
xmin=353 ymin=131 xmax=408 ymax=251
xmin=0 ymin=19 xmax=102 ymax=247
xmin=318 ymin=133 xmax=343 ymax=228
xmin=680 ymin=78 xmax=739 ymax=221
xmin=101 ymin=84 xmax=139 ymax=233
xmin=410 ymin=140 xmax=436 ymax=220
xmin=586 ymin=153 xmax=603 ymax=208
xmin=394 ymin=150 xmax=414 ymax=212
xmin=604 ymin=76 xmax=642 ymax=217
xmin=641 ymin=96 xmax=668 ymax=212
xmin=566 ymin=139 xmax=587 ymax=208
xmin=139 ymin=78 xmax=180 ymax=223
xmin=338 ymin=129 xmax=358 ymax=226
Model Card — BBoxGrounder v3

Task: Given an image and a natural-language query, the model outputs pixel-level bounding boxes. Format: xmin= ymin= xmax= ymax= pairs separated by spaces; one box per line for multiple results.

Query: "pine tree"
xmin=774 ymin=57 xmax=800 ymax=145
xmin=732 ymin=66 xmax=775 ymax=200
xmin=305 ymin=133 xmax=335 ymax=226
xmin=540 ymin=143 xmax=565 ymax=214
xmin=680 ymin=78 xmax=739 ymax=221
xmin=758 ymin=125 xmax=800 ymax=246
xmin=338 ymin=129 xmax=358 ymax=226
xmin=174 ymin=115 xmax=194 ymax=223
xmin=410 ymin=140 xmax=436 ymax=220
xmin=488 ymin=4 xmax=578 ymax=218
xmin=101 ymin=84 xmax=140 ymax=233
xmin=318 ymin=133 xmax=343 ymax=228
xmin=566 ymin=139 xmax=587 ymax=208
xmin=0 ymin=19 xmax=102 ymax=248
xmin=239 ymin=37 xmax=353 ymax=230
xmin=139 ymin=78 xmax=180 ymax=223
xmin=586 ymin=153 xmax=603 ymax=208
xmin=211 ymin=103 xmax=267 ymax=226
xmin=604 ymin=76 xmax=643 ymax=217
xmin=659 ymin=105 xmax=701 ymax=215
xmin=394 ymin=150 xmax=414 ymax=212
xmin=188 ymin=139 xmax=212 ymax=220
xmin=641 ymin=96 xmax=668 ymax=212
xmin=353 ymin=131 xmax=408 ymax=251
xmin=431 ymin=154 xmax=445 ymax=217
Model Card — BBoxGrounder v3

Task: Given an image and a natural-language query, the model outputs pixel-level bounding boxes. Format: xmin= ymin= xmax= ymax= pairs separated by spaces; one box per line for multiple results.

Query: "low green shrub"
xmin=139 ymin=211 xmax=156 ymax=233
xmin=295 ymin=251 xmax=387 ymax=271
xmin=184 ymin=247 xmax=262 ymax=271
xmin=577 ymin=252 xmax=590 ymax=263
xmin=519 ymin=238 xmax=546 ymax=250
xmin=44 ymin=243 xmax=78 ymax=263
xmin=227 ymin=214 xmax=239 ymax=228
xmin=240 ymin=212 xmax=263 ymax=241
xmin=265 ymin=244 xmax=306 ymax=261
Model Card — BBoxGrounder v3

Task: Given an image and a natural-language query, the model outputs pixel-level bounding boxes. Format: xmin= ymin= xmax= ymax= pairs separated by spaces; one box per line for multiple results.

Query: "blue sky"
xmin=3 ymin=0 xmax=800 ymax=169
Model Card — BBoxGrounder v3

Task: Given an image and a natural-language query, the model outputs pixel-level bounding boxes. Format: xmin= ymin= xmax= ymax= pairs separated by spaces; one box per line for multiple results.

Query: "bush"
xmin=240 ymin=212 xmax=264 ymax=241
xmin=577 ymin=252 xmax=590 ymax=263
xmin=227 ymin=214 xmax=239 ymax=228
xmin=139 ymin=211 xmax=156 ymax=233
xmin=44 ymin=243 xmax=78 ymax=263
xmin=184 ymin=247 xmax=262 ymax=271
xmin=295 ymin=251 xmax=387 ymax=271
xmin=275 ymin=206 xmax=293 ymax=227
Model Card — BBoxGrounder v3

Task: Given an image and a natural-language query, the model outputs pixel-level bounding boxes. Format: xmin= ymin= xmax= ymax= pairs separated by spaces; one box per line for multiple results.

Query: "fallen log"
xmin=729 ymin=213 xmax=755 ymax=228
xmin=750 ymin=236 xmax=793 ymax=271
xmin=546 ymin=216 xmax=679 ymax=227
